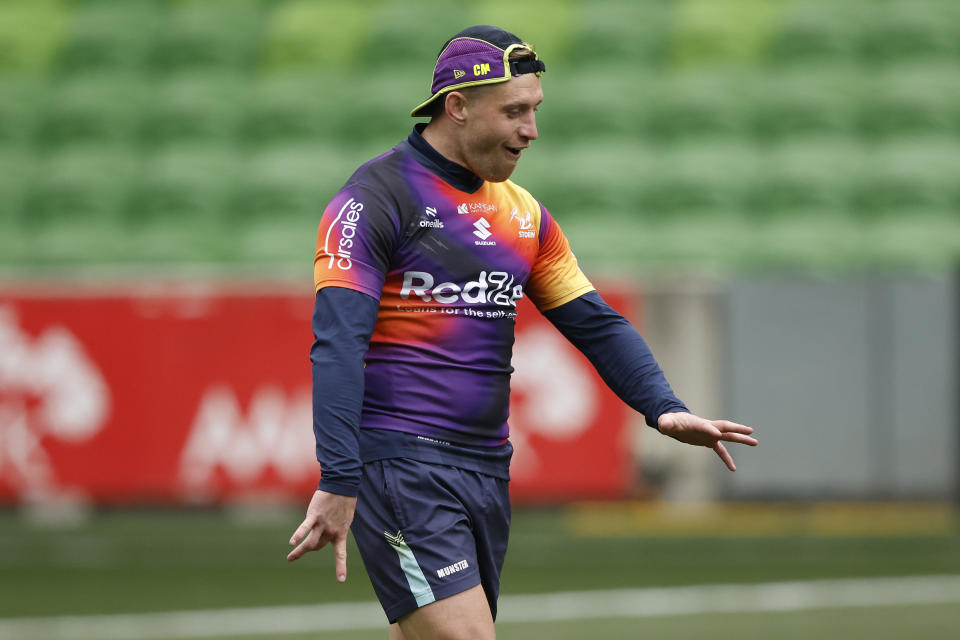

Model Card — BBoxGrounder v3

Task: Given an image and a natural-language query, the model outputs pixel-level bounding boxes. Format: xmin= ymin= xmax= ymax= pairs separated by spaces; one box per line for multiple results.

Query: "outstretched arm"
xmin=287 ymin=286 xmax=378 ymax=578
xmin=544 ymin=291 xmax=756 ymax=470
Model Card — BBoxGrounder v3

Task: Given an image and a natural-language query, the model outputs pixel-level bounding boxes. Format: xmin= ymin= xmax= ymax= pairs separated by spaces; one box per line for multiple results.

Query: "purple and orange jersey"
xmin=314 ymin=125 xmax=594 ymax=447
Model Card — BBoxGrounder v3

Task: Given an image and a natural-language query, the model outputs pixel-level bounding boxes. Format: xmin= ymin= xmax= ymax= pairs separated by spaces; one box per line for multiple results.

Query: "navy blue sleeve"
xmin=311 ymin=286 xmax=379 ymax=497
xmin=543 ymin=290 xmax=689 ymax=429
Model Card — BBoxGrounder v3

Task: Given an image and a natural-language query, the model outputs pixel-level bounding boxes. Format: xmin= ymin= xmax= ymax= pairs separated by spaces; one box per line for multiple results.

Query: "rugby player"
xmin=287 ymin=25 xmax=757 ymax=640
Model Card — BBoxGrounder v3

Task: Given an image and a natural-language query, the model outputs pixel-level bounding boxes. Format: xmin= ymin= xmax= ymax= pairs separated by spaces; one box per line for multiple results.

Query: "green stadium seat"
xmin=850 ymin=142 xmax=960 ymax=216
xmin=34 ymin=74 xmax=146 ymax=149
xmin=148 ymin=2 xmax=262 ymax=74
xmin=361 ymin=3 xmax=465 ymax=70
xmin=467 ymin=0 xmax=578 ymax=67
xmin=856 ymin=68 xmax=959 ymax=140
xmin=229 ymin=145 xmax=338 ymax=223
xmin=746 ymin=71 xmax=855 ymax=143
xmin=640 ymin=75 xmax=746 ymax=144
xmin=0 ymin=150 xmax=35 ymax=225
xmin=333 ymin=72 xmax=424 ymax=144
xmin=637 ymin=143 xmax=755 ymax=216
xmin=239 ymin=75 xmax=341 ymax=145
xmin=138 ymin=73 xmax=245 ymax=148
xmin=0 ymin=79 xmax=45 ymax=147
xmin=54 ymin=0 xmax=160 ymax=75
xmin=765 ymin=2 xmax=860 ymax=65
xmin=742 ymin=142 xmax=857 ymax=218
xmin=535 ymin=68 xmax=646 ymax=140
xmin=0 ymin=0 xmax=69 ymax=74
xmin=566 ymin=0 xmax=671 ymax=66
xmin=857 ymin=2 xmax=958 ymax=65
xmin=125 ymin=145 xmax=236 ymax=225
xmin=0 ymin=0 xmax=954 ymax=271
xmin=21 ymin=146 xmax=137 ymax=226
xmin=260 ymin=0 xmax=369 ymax=71
xmin=511 ymin=141 xmax=655 ymax=215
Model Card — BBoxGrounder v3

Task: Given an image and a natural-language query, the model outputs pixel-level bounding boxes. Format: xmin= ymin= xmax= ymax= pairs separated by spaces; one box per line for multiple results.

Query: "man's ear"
xmin=444 ymin=91 xmax=469 ymax=126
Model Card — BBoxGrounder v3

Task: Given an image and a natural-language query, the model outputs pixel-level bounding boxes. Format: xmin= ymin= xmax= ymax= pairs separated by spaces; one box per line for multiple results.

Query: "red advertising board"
xmin=0 ymin=282 xmax=638 ymax=504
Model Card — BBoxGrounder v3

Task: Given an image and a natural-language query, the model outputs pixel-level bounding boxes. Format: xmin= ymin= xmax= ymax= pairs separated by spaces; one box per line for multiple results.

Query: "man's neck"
xmin=421 ymin=121 xmax=471 ymax=174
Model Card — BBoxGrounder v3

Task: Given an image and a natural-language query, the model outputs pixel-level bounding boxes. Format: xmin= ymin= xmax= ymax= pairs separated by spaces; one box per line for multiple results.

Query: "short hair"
xmin=426 ymin=45 xmax=538 ymax=120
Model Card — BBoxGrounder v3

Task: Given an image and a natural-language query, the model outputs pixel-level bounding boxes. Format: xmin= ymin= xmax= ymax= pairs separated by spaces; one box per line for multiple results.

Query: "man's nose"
xmin=520 ymin=112 xmax=538 ymax=141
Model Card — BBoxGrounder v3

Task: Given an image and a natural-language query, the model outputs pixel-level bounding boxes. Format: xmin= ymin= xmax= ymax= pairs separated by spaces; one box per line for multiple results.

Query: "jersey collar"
xmin=403 ymin=123 xmax=484 ymax=194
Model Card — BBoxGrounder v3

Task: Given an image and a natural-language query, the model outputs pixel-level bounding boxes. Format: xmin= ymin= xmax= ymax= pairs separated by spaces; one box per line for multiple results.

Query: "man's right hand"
xmin=287 ymin=489 xmax=358 ymax=583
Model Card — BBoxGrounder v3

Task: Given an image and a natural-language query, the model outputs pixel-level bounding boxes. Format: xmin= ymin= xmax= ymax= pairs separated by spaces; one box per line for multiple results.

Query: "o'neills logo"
xmin=324 ymin=197 xmax=364 ymax=270
xmin=400 ymin=270 xmax=523 ymax=307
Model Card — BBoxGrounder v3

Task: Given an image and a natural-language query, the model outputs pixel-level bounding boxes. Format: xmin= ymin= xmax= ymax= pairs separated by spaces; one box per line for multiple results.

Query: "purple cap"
xmin=411 ymin=25 xmax=545 ymax=117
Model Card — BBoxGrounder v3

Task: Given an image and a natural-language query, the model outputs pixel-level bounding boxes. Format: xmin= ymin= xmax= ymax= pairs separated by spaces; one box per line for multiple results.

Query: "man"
xmin=288 ymin=25 xmax=757 ymax=640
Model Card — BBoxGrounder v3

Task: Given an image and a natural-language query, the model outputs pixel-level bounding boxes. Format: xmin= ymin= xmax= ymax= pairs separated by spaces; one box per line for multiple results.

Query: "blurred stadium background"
xmin=0 ymin=0 xmax=958 ymax=638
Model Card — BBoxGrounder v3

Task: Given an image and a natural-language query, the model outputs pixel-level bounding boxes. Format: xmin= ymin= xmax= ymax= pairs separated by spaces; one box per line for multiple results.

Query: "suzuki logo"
xmin=473 ymin=217 xmax=492 ymax=240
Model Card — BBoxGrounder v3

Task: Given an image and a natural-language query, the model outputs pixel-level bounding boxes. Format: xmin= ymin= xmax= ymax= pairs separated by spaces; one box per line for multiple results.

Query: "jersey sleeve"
xmin=525 ymin=203 xmax=595 ymax=311
xmin=314 ymin=183 xmax=397 ymax=299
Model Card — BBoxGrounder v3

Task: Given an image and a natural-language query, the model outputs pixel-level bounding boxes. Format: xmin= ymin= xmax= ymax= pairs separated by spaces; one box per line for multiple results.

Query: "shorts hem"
xmin=383 ymin=574 xmax=482 ymax=624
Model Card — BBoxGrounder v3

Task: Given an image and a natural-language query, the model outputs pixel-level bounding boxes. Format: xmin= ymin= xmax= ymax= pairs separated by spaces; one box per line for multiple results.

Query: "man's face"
xmin=459 ymin=74 xmax=542 ymax=182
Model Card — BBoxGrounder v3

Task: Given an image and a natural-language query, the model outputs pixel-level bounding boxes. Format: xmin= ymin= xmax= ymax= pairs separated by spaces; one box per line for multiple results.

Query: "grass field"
xmin=0 ymin=506 xmax=958 ymax=639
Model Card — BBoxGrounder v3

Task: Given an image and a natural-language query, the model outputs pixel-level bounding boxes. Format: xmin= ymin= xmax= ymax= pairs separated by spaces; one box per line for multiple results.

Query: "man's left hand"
xmin=657 ymin=412 xmax=757 ymax=472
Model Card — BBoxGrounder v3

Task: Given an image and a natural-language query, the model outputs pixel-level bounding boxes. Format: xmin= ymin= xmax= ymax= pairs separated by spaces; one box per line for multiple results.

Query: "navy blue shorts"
xmin=351 ymin=458 xmax=511 ymax=624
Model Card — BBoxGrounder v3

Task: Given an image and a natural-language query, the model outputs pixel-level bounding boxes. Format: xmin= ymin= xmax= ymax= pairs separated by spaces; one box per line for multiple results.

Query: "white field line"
xmin=1 ymin=575 xmax=959 ymax=640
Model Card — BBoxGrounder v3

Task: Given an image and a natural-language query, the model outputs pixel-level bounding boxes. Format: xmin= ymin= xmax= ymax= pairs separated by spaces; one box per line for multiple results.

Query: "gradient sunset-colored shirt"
xmin=314 ymin=124 xmax=594 ymax=447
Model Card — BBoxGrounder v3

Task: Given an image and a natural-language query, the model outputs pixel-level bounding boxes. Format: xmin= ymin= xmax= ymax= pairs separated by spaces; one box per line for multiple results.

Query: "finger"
xmin=287 ymin=528 xmax=325 ymax=562
xmin=333 ymin=536 xmax=348 ymax=583
xmin=289 ymin=519 xmax=314 ymax=547
xmin=714 ymin=442 xmax=736 ymax=472
xmin=683 ymin=417 xmax=723 ymax=439
xmin=720 ymin=432 xmax=759 ymax=446
xmin=699 ymin=423 xmax=724 ymax=439
xmin=712 ymin=420 xmax=754 ymax=434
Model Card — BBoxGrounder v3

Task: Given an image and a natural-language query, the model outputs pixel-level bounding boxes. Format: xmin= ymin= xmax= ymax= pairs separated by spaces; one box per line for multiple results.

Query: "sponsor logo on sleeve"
xmin=324 ymin=197 xmax=364 ymax=271
xmin=510 ymin=208 xmax=536 ymax=238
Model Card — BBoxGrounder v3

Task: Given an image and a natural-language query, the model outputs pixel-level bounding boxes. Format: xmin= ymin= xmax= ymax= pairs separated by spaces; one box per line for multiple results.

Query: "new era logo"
xmin=473 ymin=217 xmax=492 ymax=240
xmin=453 ymin=69 xmax=465 ymax=79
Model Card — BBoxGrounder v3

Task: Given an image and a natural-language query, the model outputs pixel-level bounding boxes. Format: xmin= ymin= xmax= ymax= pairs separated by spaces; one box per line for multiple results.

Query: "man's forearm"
xmin=311 ymin=287 xmax=379 ymax=496
xmin=543 ymin=291 xmax=688 ymax=428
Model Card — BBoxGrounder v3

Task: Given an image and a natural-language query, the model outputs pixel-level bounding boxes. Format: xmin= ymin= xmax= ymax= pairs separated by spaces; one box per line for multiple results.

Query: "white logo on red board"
xmin=179 ymin=386 xmax=315 ymax=495
xmin=509 ymin=325 xmax=596 ymax=478
xmin=0 ymin=306 xmax=110 ymax=499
